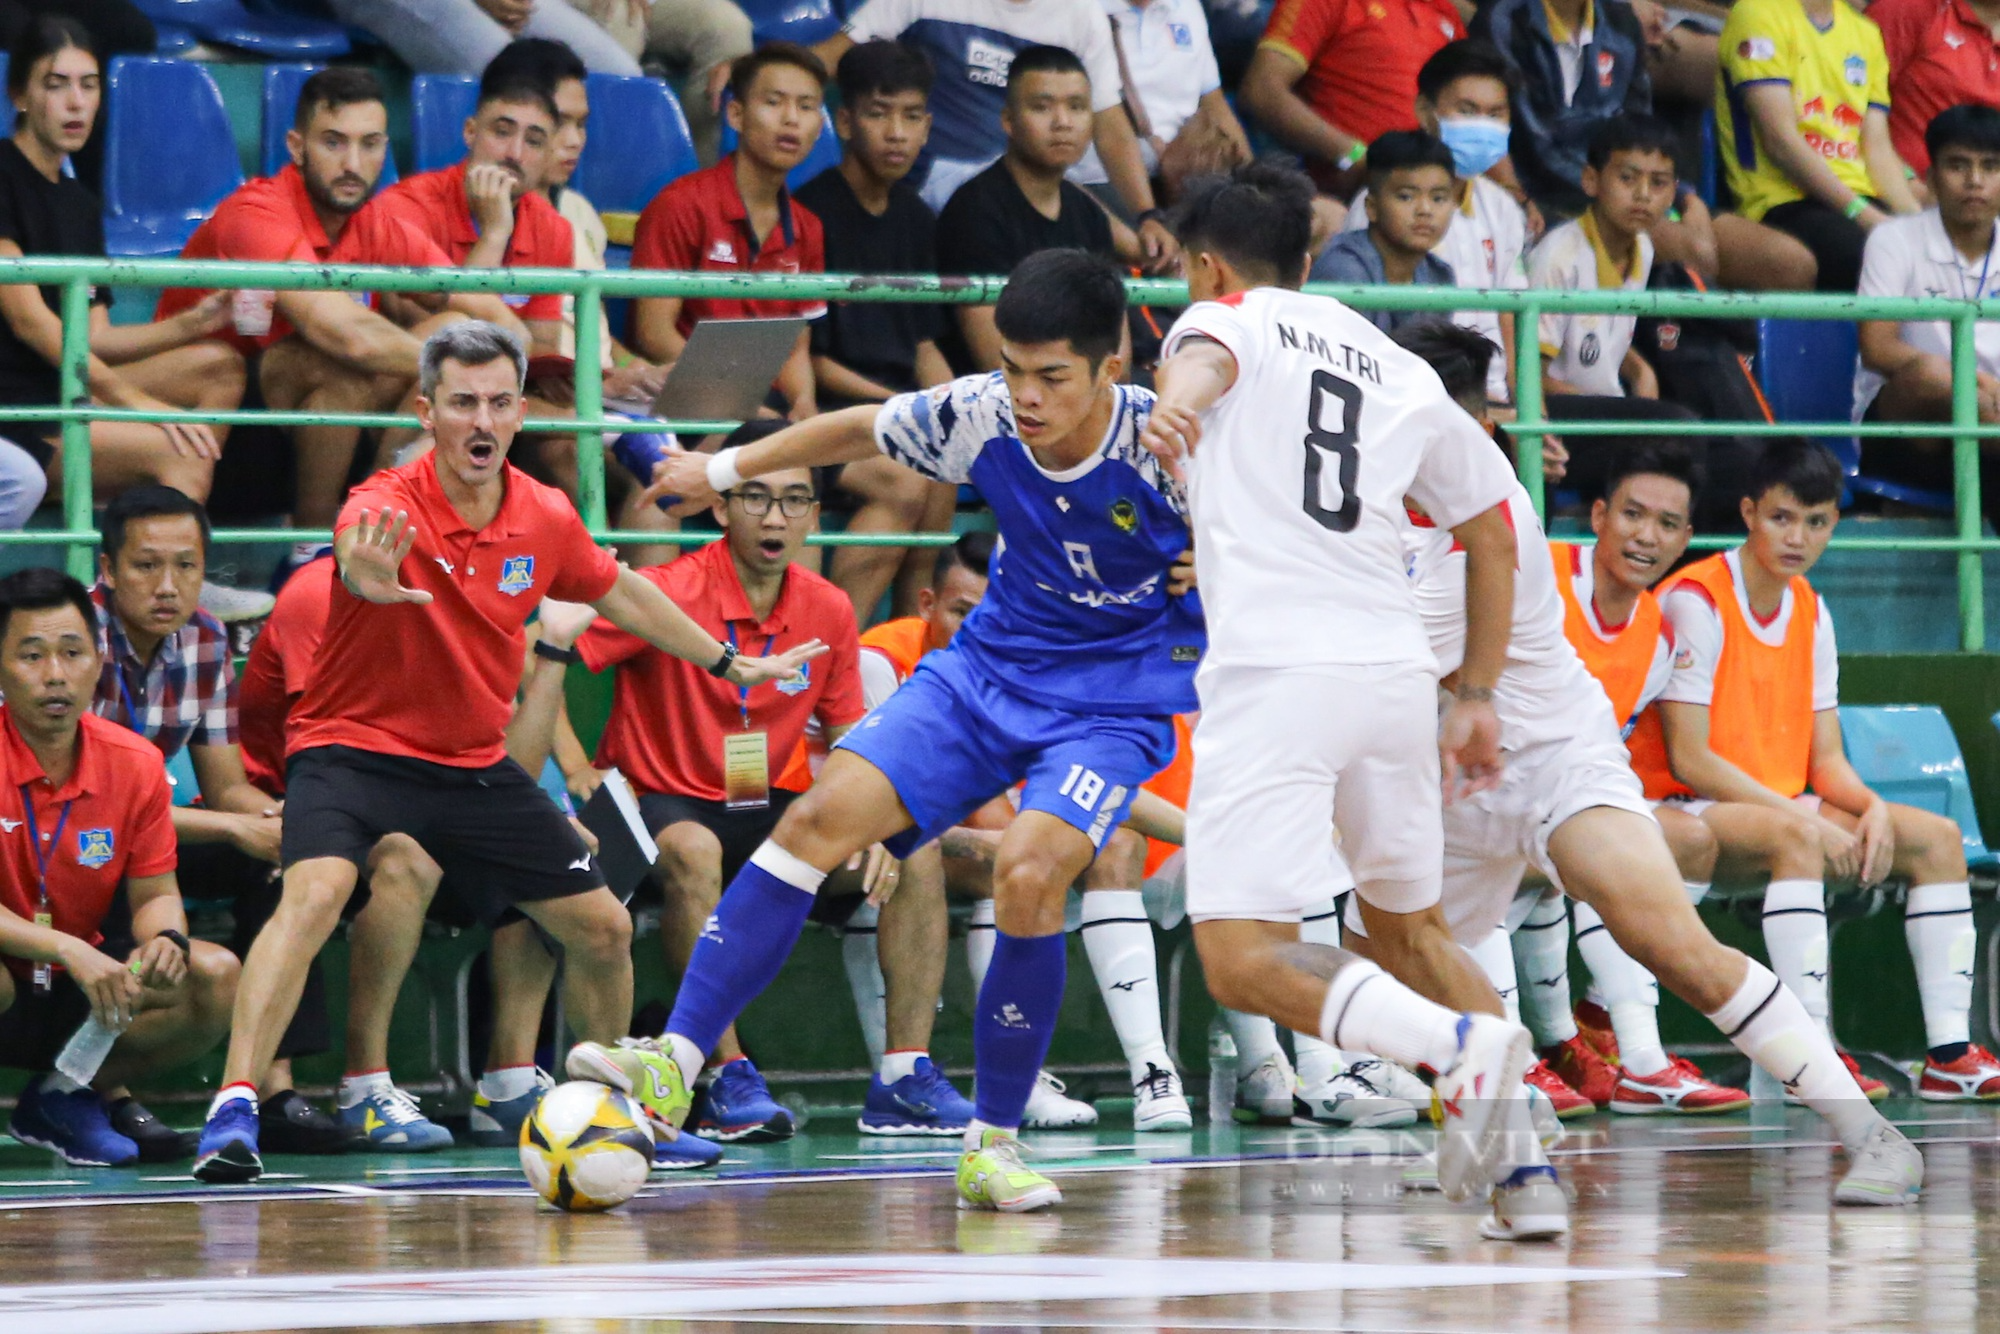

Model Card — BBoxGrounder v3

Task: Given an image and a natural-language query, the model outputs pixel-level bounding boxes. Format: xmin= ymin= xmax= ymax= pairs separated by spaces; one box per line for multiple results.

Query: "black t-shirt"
xmin=793 ymin=167 xmax=950 ymax=409
xmin=0 ymin=139 xmax=111 ymax=415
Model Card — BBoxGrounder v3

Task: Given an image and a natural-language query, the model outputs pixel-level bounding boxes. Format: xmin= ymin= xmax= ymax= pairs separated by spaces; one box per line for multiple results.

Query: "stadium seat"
xmin=151 ymin=23 xmax=200 ymax=54
xmin=128 ymin=0 xmax=351 ymax=58
xmin=1842 ymin=704 xmax=1995 ymax=872
xmin=575 ymin=75 xmax=698 ymax=213
xmin=260 ymin=64 xmax=401 ymax=186
xmin=717 ymin=104 xmax=842 ymax=192
xmin=102 ymin=58 xmax=244 ymax=257
xmin=412 ymin=74 xmax=479 ymax=174
xmin=165 ymin=745 xmax=199 ymax=808
xmin=737 ymin=0 xmax=843 ymax=46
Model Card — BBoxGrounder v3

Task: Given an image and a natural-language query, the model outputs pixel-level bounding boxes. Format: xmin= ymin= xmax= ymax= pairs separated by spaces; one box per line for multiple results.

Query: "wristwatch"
xmin=155 ymin=929 xmax=191 ymax=959
xmin=709 ymin=642 xmax=739 ymax=679
xmin=534 ymin=640 xmax=581 ymax=664
xmin=1136 ymin=207 xmax=1168 ymax=231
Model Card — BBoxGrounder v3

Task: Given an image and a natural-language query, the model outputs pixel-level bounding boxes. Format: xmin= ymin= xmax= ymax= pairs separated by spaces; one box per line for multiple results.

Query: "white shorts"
xmin=1186 ymin=662 xmax=1443 ymax=924
xmin=1652 ymin=793 xmax=1823 ymax=819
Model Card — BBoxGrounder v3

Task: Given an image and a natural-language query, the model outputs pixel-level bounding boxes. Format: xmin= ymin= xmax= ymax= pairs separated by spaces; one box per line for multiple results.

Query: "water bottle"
xmin=1206 ymin=1017 xmax=1238 ymax=1125
xmin=54 ymin=1013 xmax=123 ymax=1086
xmin=611 ymin=430 xmax=681 ymax=510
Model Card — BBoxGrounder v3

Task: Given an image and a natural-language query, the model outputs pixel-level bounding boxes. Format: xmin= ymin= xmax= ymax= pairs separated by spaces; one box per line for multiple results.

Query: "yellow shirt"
xmin=1715 ymin=0 xmax=1890 ymax=221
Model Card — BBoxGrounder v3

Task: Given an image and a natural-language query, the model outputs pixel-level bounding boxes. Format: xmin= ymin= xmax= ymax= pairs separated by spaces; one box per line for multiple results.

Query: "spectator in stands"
xmin=569 ymin=0 xmax=753 ymax=163
xmin=631 ymin=43 xmax=830 ymax=421
xmin=0 ymin=1 xmax=152 ymax=190
xmin=1874 ymin=0 xmax=2000 ymax=182
xmin=0 ymin=18 xmax=246 ymax=538
xmin=794 ymin=41 xmax=954 ymax=622
xmin=1241 ymin=0 xmax=1466 ymax=194
xmin=815 ymin=0 xmax=1179 ymax=267
xmin=1714 ymin=0 xmax=1920 ymax=292
xmin=574 ymin=457 xmax=869 ymax=1144
xmin=1312 ymin=131 xmax=1459 ymax=332
xmin=0 ymin=567 xmax=238 ymax=1169
xmin=327 ymin=0 xmax=642 ymax=79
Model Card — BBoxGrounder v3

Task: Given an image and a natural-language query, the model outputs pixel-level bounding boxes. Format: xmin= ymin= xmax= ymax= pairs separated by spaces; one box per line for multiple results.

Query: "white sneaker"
xmin=1234 ymin=1054 xmax=1299 ymax=1125
xmin=199 ymin=580 xmax=276 ymax=623
xmin=1297 ymin=1069 xmax=1419 ymax=1129
xmin=1522 ymin=1081 xmax=1565 ymax=1150
xmin=1132 ymin=1062 xmax=1192 ymax=1131
xmin=1834 ymin=1121 xmax=1924 ymax=1206
xmin=1433 ymin=1014 xmax=1533 ymax=1203
xmin=1479 ymin=1165 xmax=1570 ymax=1241
xmin=1021 ymin=1070 xmax=1098 ymax=1129
xmin=1347 ymin=1057 xmax=1430 ymax=1104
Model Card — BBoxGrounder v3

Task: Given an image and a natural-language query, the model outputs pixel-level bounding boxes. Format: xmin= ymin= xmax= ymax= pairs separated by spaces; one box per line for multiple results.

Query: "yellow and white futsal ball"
xmin=520 ymin=1080 xmax=656 ymax=1212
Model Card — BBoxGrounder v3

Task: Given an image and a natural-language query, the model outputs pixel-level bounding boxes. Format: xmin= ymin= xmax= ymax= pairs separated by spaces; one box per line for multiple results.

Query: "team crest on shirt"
xmin=1580 ymin=332 xmax=1601 ymax=367
xmin=775 ymin=662 xmax=812 ymax=696
xmin=1657 ymin=321 xmax=1681 ymax=351
xmin=708 ymin=238 xmax=738 ymax=265
xmin=1170 ymin=22 xmax=1192 ymax=46
xmin=1844 ymin=55 xmax=1867 ymax=85
xmin=76 ymin=828 xmax=113 ymax=869
xmin=1109 ymin=498 xmax=1139 ymax=534
xmin=1597 ymin=51 xmax=1616 ymax=86
xmin=498 ymin=555 xmax=536 ymax=596
xmin=1739 ymin=36 xmax=1776 ymax=60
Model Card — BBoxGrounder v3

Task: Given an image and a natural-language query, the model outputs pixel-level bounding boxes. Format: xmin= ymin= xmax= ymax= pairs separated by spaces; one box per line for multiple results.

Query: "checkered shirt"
xmin=90 ymin=584 xmax=238 ymax=761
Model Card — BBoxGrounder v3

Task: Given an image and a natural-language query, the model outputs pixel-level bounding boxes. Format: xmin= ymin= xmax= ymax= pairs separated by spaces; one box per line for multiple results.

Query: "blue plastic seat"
xmin=716 ymin=104 xmax=842 ymax=192
xmin=737 ymin=0 xmax=842 ymax=45
xmin=102 ymin=58 xmax=245 ymax=257
xmin=575 ymin=75 xmax=698 ymax=213
xmin=412 ymin=74 xmax=479 ymax=174
xmin=261 ymin=64 xmax=400 ymax=186
xmin=1842 ymin=705 xmax=1995 ymax=871
xmin=128 ymin=0 xmax=350 ymax=58
xmin=165 ymin=745 xmax=199 ymax=808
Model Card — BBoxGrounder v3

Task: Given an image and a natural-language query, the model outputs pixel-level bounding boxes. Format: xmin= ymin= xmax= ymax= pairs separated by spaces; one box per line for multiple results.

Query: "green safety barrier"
xmin=10 ymin=256 xmax=1993 ymax=647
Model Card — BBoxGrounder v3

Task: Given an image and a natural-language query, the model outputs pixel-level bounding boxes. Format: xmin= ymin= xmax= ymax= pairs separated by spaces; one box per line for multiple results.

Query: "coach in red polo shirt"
xmin=631 ymin=43 xmax=830 ymax=420
xmin=1874 ymin=0 xmax=2000 ymax=175
xmin=0 ymin=569 xmax=237 ymax=1169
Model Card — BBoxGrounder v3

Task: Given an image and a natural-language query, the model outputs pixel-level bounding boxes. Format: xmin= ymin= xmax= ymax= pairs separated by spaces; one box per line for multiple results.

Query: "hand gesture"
xmin=63 ymin=941 xmax=141 ymax=1031
xmin=466 ymin=162 xmax=520 ymax=233
xmin=1439 ymin=695 xmax=1504 ymax=803
xmin=640 ymin=441 xmax=719 ymax=516
xmin=133 ymin=934 xmax=188 ymax=991
xmin=1140 ymin=403 xmax=1203 ymax=482
xmin=341 ymin=509 xmax=434 ymax=606
xmin=727 ymin=638 xmax=829 ymax=688
xmin=537 ymin=598 xmax=596 ymax=651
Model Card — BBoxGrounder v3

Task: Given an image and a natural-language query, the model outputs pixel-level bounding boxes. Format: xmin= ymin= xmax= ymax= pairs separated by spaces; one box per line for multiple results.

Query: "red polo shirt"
xmin=630 ymin=155 xmax=828 ymax=336
xmin=374 ymin=161 xmax=573 ymax=323
xmin=155 ymin=164 xmax=450 ymax=354
xmin=577 ymin=539 xmax=861 ymax=803
xmin=0 ymin=711 xmax=176 ymax=974
xmin=239 ymin=556 xmax=335 ymax=795
xmin=289 ymin=459 xmax=620 ymax=768
xmin=1874 ymin=0 xmax=2000 ymax=174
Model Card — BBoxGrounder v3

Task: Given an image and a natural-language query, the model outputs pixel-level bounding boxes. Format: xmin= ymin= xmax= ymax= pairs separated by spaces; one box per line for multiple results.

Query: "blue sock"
xmin=666 ymin=844 xmax=821 ymax=1055
xmin=972 ymin=929 xmax=1067 ymax=1128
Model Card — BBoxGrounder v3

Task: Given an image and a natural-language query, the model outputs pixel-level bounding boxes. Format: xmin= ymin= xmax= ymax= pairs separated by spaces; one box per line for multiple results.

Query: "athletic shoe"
xmin=1433 ymin=1013 xmax=1533 ymax=1203
xmin=1479 ymin=1164 xmax=1570 ymax=1241
xmin=1132 ymin=1063 xmax=1192 ymax=1131
xmin=957 ymin=1128 xmax=1061 ymax=1212
xmin=1573 ymin=999 xmax=1620 ymax=1063
xmin=1022 ymin=1070 xmax=1099 ymax=1130
xmin=9 ymin=1080 xmax=138 ymax=1167
xmin=1543 ymin=1034 xmax=1619 ymax=1108
xmin=1918 ymin=1044 xmax=2000 ymax=1101
xmin=468 ymin=1069 xmax=554 ymax=1146
xmin=859 ymin=1057 xmax=974 ymax=1136
xmin=1523 ymin=1080 xmax=1565 ymax=1150
xmin=198 ymin=580 xmax=276 ymax=624
xmin=106 ymin=1096 xmax=197 ymax=1163
xmin=1233 ymin=1054 xmax=1298 ymax=1125
xmin=260 ymin=1090 xmax=358 ymax=1154
xmin=653 ymin=1125 xmax=723 ymax=1171
xmin=338 ymin=1084 xmax=454 ymax=1151
xmin=1348 ymin=1057 xmax=1430 ymax=1104
xmin=1834 ymin=1121 xmax=1924 ymax=1206
xmin=566 ymin=1037 xmax=692 ymax=1129
xmin=1524 ymin=1059 xmax=1594 ymax=1120
xmin=1297 ymin=1069 xmax=1418 ymax=1129
xmin=1401 ymin=1152 xmax=1441 ymax=1192
xmin=1840 ymin=1049 xmax=1891 ymax=1103
xmin=192 ymin=1099 xmax=262 ymax=1183
xmin=691 ymin=1057 xmax=793 ymax=1143
xmin=1610 ymin=1057 xmax=1751 ymax=1115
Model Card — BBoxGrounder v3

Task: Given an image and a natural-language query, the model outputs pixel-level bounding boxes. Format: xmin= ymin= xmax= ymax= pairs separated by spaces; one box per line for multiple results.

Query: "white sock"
xmin=209 ymin=1084 xmax=257 ymax=1117
xmin=1510 ymin=893 xmax=1578 ymax=1046
xmin=1495 ymin=1079 xmax=1551 ymax=1184
xmin=1223 ymin=1007 xmax=1286 ymax=1074
xmin=841 ymin=902 xmax=888 ymax=1068
xmin=1685 ymin=880 xmax=1712 ymax=906
xmin=1468 ymin=927 xmax=1522 ymax=1026
xmin=879 ymin=1049 xmax=925 ymax=1083
xmin=41 ymin=1071 xmax=83 ymax=1095
xmin=665 ymin=1033 xmax=707 ymax=1086
xmin=1292 ymin=899 xmax=1345 ymax=1086
xmin=1080 ymin=890 xmax=1172 ymax=1082
xmin=336 ymin=1070 xmax=393 ymax=1109
xmin=964 ymin=1116 xmax=1012 ymax=1148
xmin=748 ymin=840 xmax=828 ymax=892
xmin=1709 ymin=961 xmax=1880 ymax=1150
xmin=1319 ymin=960 xmax=1466 ymax=1074
xmin=1905 ymin=881 xmax=1975 ymax=1052
xmin=1572 ymin=902 xmax=1667 ymax=1076
xmin=478 ymin=1065 xmax=540 ymax=1103
xmin=966 ymin=898 xmax=996 ymax=992
xmin=1761 ymin=879 xmax=1829 ymax=1026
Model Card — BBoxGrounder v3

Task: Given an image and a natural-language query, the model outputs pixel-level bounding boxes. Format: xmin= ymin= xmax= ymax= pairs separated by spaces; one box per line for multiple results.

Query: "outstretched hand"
xmin=1139 ymin=403 xmax=1203 ymax=483
xmin=728 ymin=638 xmax=828 ymax=689
xmin=341 ymin=509 xmax=433 ymax=606
xmin=638 ymin=441 xmax=719 ymax=518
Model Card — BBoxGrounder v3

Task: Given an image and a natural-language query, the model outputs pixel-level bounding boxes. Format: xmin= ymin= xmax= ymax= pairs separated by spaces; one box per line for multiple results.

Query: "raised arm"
xmin=1140 ymin=336 xmax=1238 ymax=478
xmin=591 ymin=564 xmax=826 ymax=687
xmin=651 ymin=403 xmax=884 ymax=510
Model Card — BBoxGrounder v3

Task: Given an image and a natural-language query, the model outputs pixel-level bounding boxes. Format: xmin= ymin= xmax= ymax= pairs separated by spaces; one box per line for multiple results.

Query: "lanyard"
xmin=724 ymin=623 xmax=776 ymax=730
xmin=114 ymin=661 xmax=144 ymax=733
xmin=20 ymin=784 xmax=72 ymax=916
xmin=1971 ymin=246 xmax=1995 ymax=305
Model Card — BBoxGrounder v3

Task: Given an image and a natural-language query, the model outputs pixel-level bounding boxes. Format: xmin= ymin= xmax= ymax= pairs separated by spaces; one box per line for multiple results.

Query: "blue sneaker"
xmin=859 ymin=1058 xmax=974 ymax=1136
xmin=653 ymin=1124 xmax=723 ymax=1171
xmin=338 ymin=1084 xmax=454 ymax=1152
xmin=692 ymin=1057 xmax=794 ymax=1142
xmin=9 ymin=1079 xmax=138 ymax=1167
xmin=468 ymin=1069 xmax=554 ymax=1147
xmin=193 ymin=1098 xmax=263 ymax=1183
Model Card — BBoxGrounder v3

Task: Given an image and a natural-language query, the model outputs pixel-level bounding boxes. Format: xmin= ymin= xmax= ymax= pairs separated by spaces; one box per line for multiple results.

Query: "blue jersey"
xmin=875 ymin=373 xmax=1202 ymax=716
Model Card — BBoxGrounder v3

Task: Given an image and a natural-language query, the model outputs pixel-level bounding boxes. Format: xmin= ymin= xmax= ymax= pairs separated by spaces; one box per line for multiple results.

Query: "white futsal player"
xmin=1139 ymin=161 xmax=1540 ymax=1213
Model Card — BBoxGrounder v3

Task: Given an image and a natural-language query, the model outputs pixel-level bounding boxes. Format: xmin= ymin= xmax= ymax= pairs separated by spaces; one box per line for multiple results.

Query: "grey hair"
xmin=418 ymin=320 xmax=528 ymax=399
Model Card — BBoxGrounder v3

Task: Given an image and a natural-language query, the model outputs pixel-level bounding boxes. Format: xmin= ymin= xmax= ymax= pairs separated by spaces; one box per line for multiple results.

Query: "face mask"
xmin=1437 ymin=116 xmax=1512 ymax=179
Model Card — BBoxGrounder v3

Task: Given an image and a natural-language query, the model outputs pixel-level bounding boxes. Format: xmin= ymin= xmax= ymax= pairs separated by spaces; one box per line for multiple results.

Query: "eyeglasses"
xmin=729 ymin=489 xmax=817 ymax=518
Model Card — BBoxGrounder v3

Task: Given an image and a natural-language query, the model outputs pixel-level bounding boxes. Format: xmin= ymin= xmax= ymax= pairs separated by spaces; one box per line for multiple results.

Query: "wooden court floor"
xmin=0 ymin=1097 xmax=1994 ymax=1332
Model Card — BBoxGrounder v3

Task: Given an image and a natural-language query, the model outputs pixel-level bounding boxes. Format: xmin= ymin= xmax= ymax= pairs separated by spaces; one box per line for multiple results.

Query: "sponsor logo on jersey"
xmin=1738 ymin=35 xmax=1776 ymax=60
xmin=1597 ymin=50 xmax=1616 ymax=86
xmin=76 ymin=828 xmax=114 ymax=869
xmin=1831 ymin=102 xmax=1864 ymax=129
xmin=1171 ymin=645 xmax=1201 ymax=662
xmin=1800 ymin=96 xmax=1826 ymax=118
xmin=966 ymin=37 xmax=1015 ymax=88
xmin=775 ymin=661 xmax=812 ymax=696
xmin=1844 ymin=54 xmax=1867 ymax=85
xmin=1109 ymin=498 xmax=1139 ymax=534
xmin=1657 ymin=321 xmax=1680 ymax=352
xmin=707 ymin=238 xmax=738 ymax=265
xmin=498 ymin=555 xmax=536 ymax=596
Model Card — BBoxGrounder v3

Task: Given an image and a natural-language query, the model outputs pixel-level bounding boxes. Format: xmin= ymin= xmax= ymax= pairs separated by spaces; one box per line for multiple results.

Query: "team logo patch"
xmin=501 ymin=294 xmax=532 ymax=309
xmin=775 ymin=661 xmax=812 ymax=696
xmin=498 ymin=555 xmax=536 ymax=596
xmin=1597 ymin=50 xmax=1616 ymax=86
xmin=1109 ymin=498 xmax=1139 ymax=534
xmin=1169 ymin=21 xmax=1192 ymax=45
xmin=1579 ymin=332 xmax=1602 ymax=367
xmin=1675 ymin=644 xmax=1695 ymax=669
xmin=1844 ymin=54 xmax=1867 ymax=85
xmin=1657 ymin=321 xmax=1680 ymax=351
xmin=1171 ymin=645 xmax=1201 ymax=662
xmin=76 ymin=828 xmax=113 ymax=869
xmin=1738 ymin=35 xmax=1776 ymax=60
xmin=707 ymin=238 xmax=738 ymax=265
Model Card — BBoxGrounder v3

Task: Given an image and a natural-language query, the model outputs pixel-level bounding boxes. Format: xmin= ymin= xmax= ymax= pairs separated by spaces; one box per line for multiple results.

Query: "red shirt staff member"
xmin=0 ymin=569 xmax=237 ymax=1169
xmin=191 ymin=322 xmax=823 ymax=1184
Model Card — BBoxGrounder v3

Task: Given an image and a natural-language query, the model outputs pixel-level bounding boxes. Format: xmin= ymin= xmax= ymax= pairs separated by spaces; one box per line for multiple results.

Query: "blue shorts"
xmin=836 ymin=646 xmax=1175 ymax=860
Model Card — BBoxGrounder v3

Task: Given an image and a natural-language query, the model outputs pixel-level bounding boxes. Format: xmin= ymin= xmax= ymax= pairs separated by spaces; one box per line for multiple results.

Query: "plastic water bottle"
xmin=611 ymin=431 xmax=681 ymax=510
xmin=54 ymin=1013 xmax=123 ymax=1086
xmin=1206 ymin=1018 xmax=1238 ymax=1125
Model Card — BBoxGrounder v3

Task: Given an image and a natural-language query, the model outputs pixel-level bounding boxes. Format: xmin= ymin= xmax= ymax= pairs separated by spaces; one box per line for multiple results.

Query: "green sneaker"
xmin=956 ymin=1128 xmax=1062 ymax=1213
xmin=565 ymin=1038 xmax=693 ymax=1129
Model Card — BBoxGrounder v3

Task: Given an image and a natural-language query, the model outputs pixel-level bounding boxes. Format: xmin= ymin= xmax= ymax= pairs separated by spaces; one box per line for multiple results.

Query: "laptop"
xmin=645 ymin=316 xmax=808 ymax=424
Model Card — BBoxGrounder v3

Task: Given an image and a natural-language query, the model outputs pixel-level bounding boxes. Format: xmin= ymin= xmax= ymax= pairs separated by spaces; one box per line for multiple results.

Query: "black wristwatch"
xmin=1136 ymin=207 xmax=1168 ymax=230
xmin=708 ymin=642 xmax=739 ymax=679
xmin=155 ymin=929 xmax=191 ymax=959
xmin=534 ymin=640 xmax=581 ymax=664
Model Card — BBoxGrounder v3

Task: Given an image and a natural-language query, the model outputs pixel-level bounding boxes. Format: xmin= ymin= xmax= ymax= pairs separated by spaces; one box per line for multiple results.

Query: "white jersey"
xmin=1165 ymin=287 xmax=1517 ymax=671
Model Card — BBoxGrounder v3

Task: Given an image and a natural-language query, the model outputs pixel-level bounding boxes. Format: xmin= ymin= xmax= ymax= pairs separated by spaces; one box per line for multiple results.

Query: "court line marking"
xmin=703 ymin=1314 xmax=1561 ymax=1333
xmin=819 ymin=1145 xmax=1146 ymax=1162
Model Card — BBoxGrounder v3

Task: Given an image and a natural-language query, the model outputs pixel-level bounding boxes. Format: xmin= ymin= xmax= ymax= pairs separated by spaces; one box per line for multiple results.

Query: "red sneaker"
xmin=1839 ymin=1049 xmax=1890 ymax=1103
xmin=1544 ymin=1035 xmax=1619 ymax=1108
xmin=1525 ymin=1059 xmax=1595 ymax=1120
xmin=1574 ymin=1000 xmax=1621 ymax=1064
xmin=1919 ymin=1044 xmax=2000 ymax=1101
xmin=1610 ymin=1056 xmax=1752 ymax=1115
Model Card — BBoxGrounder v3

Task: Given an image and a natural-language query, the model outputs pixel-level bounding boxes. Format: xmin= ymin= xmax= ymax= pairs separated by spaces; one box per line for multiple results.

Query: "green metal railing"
xmin=9 ymin=258 xmax=1994 ymax=647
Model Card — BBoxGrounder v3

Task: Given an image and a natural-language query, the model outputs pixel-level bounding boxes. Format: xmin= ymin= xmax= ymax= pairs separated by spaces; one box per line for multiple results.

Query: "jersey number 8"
xmin=1303 ymin=368 xmax=1362 ymax=534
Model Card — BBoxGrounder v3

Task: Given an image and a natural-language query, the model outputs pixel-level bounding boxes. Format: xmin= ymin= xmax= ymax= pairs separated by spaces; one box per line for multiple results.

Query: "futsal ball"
xmin=520 ymin=1081 xmax=656 ymax=1212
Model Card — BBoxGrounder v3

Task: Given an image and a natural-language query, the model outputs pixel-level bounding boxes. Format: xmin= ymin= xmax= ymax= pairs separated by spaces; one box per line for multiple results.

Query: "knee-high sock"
xmin=666 ymin=842 xmax=823 ymax=1064
xmin=1291 ymin=899 xmax=1345 ymax=1087
xmin=1906 ymin=881 xmax=1975 ymax=1054
xmin=1319 ymin=960 xmax=1468 ymax=1075
xmin=966 ymin=897 xmax=996 ymax=993
xmin=1708 ymin=959 xmax=1880 ymax=1151
xmin=840 ymin=901 xmax=887 ymax=1068
xmin=1494 ymin=1079 xmax=1553 ymax=1186
xmin=1224 ymin=1007 xmax=1286 ymax=1075
xmin=1469 ymin=927 xmax=1522 ymax=1026
xmin=1572 ymin=902 xmax=1668 ymax=1076
xmin=1511 ymin=894 xmax=1578 ymax=1047
xmin=1080 ymin=889 xmax=1172 ymax=1083
xmin=971 ymin=930 xmax=1067 ymax=1130
xmin=1761 ymin=879 xmax=1829 ymax=1029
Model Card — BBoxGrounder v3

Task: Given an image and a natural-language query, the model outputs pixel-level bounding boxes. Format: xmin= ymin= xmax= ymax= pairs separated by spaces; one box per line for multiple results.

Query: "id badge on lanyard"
xmin=21 ymin=787 xmax=71 ymax=994
xmin=722 ymin=625 xmax=775 ymax=810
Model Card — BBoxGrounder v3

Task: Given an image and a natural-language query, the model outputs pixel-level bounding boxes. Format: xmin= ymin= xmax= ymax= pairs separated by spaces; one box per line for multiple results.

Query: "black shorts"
xmin=0 ymin=936 xmax=134 ymax=1071
xmin=1760 ymin=198 xmax=1875 ymax=294
xmin=636 ymin=789 xmax=865 ymax=926
xmin=283 ymin=745 xmax=603 ymax=927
